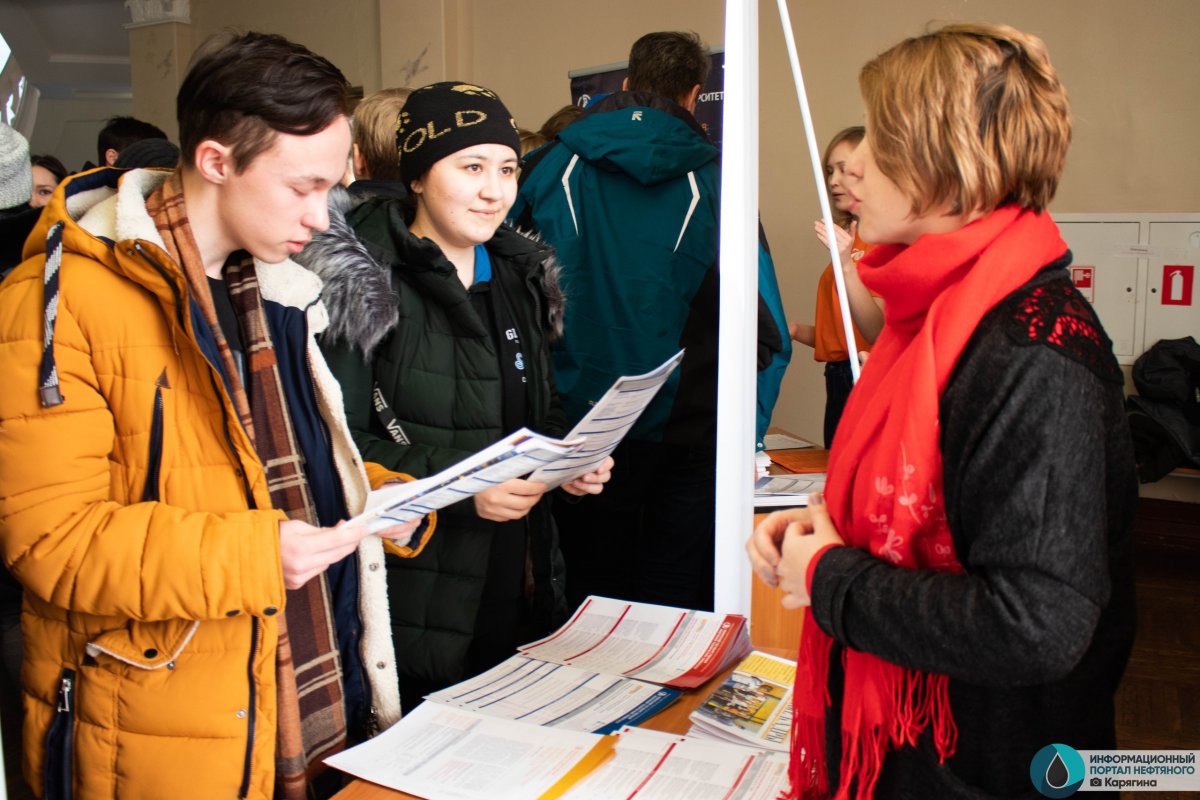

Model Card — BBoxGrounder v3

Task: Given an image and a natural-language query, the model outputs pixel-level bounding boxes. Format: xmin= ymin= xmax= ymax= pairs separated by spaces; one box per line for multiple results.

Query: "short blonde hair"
xmin=518 ymin=128 xmax=548 ymax=157
xmin=352 ymin=87 xmax=411 ymax=181
xmin=822 ymin=126 xmax=865 ymax=229
xmin=860 ymin=23 xmax=1070 ymax=217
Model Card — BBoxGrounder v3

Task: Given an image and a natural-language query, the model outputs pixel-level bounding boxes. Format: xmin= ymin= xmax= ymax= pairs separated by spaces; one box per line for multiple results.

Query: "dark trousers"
xmin=554 ymin=438 xmax=717 ymax=613
xmin=823 ymin=359 xmax=855 ymax=449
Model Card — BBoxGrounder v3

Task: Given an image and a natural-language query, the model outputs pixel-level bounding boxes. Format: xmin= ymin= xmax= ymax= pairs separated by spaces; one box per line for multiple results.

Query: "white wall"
xmin=148 ymin=0 xmax=1200 ymax=495
xmin=29 ymin=96 xmax=133 ymax=171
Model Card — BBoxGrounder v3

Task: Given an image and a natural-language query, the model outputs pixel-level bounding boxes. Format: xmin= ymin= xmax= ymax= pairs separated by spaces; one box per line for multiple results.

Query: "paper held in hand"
xmin=527 ymin=349 xmax=685 ymax=489
xmin=352 ymin=428 xmax=584 ymax=533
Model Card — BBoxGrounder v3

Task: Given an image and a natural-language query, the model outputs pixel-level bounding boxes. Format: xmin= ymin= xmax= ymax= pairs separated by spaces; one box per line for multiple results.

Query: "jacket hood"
xmin=557 ymin=91 xmax=719 ymax=186
xmin=24 ymin=166 xmax=325 ymax=314
xmin=297 ymin=185 xmax=564 ymax=357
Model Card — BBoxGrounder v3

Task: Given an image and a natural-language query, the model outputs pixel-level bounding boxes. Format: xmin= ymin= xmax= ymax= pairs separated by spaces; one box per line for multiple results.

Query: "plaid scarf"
xmin=788 ymin=207 xmax=1067 ymax=799
xmin=146 ymin=174 xmax=348 ymax=799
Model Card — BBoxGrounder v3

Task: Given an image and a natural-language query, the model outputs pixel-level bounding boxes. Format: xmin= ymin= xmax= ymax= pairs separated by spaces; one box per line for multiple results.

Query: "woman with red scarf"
xmin=747 ymin=23 xmax=1136 ymax=800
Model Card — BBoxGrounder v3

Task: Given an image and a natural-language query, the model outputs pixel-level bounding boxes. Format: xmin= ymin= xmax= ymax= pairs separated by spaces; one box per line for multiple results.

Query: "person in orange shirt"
xmin=789 ymin=126 xmax=884 ymax=447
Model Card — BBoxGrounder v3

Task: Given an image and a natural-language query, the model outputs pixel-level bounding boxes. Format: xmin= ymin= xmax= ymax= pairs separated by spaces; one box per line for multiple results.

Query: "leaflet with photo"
xmin=687 ymin=650 xmax=797 ymax=752
xmin=352 ymin=427 xmax=583 ymax=532
xmin=528 ymin=350 xmax=685 ymax=489
xmin=518 ymin=596 xmax=752 ymax=689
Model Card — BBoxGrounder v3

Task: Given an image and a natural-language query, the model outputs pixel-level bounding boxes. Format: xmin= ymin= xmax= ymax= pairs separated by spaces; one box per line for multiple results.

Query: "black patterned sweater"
xmin=810 ymin=255 xmax=1138 ymax=799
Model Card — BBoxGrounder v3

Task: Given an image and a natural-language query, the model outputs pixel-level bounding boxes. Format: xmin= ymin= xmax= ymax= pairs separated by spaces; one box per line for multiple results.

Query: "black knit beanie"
xmin=397 ymin=81 xmax=521 ymax=186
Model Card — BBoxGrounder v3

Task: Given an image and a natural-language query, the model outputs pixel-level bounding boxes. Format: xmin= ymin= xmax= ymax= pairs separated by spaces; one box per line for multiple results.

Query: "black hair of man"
xmin=176 ymin=30 xmax=351 ymax=173
xmin=625 ymin=31 xmax=709 ymax=106
xmin=96 ymin=116 xmax=167 ymax=166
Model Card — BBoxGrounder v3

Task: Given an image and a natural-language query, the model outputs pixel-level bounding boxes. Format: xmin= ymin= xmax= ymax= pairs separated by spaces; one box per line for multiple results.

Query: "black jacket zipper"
xmin=43 ymin=668 xmax=75 ymax=800
xmin=132 ymin=242 xmax=257 ymax=507
xmin=238 ymin=617 xmax=259 ymax=799
xmin=141 ymin=383 xmax=165 ymax=502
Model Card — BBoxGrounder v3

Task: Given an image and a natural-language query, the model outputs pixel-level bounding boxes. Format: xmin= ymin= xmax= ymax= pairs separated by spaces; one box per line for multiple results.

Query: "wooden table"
xmin=333 ymin=447 xmax=827 ymax=799
xmin=751 ymin=447 xmax=828 ymax=651
xmin=332 ymin=645 xmax=796 ymax=799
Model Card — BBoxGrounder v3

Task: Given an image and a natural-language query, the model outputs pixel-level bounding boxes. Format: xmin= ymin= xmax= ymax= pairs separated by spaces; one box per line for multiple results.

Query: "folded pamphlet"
xmin=352 ymin=427 xmax=583 ymax=532
xmin=518 ymin=595 xmax=752 ymax=689
xmin=528 ymin=350 xmax=685 ymax=489
xmin=686 ymin=650 xmax=797 ymax=752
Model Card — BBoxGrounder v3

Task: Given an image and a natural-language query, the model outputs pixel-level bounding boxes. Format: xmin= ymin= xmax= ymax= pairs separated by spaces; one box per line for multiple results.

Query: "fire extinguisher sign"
xmin=1071 ymin=266 xmax=1095 ymax=302
xmin=1162 ymin=264 xmax=1194 ymax=306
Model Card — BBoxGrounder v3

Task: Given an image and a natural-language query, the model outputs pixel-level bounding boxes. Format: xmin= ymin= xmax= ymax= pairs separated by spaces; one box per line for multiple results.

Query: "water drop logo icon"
xmin=1045 ymin=751 xmax=1070 ymax=789
xmin=1030 ymin=744 xmax=1086 ymax=797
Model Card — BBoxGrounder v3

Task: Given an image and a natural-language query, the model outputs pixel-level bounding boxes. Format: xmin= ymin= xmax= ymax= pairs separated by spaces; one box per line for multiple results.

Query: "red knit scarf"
xmin=786 ymin=206 xmax=1067 ymax=799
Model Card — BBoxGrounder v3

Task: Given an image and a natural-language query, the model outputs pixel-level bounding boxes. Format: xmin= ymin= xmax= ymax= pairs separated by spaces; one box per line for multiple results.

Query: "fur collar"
xmin=297 ymin=185 xmax=565 ymax=358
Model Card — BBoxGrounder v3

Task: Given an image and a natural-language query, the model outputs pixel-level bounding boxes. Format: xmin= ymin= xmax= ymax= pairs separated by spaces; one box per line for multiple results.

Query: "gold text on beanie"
xmin=396 ymin=82 xmax=521 ymax=185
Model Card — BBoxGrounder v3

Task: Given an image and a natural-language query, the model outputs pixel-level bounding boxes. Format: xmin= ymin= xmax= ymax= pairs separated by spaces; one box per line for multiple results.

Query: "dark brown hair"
xmin=31 ymin=153 xmax=68 ymax=184
xmin=626 ymin=31 xmax=709 ymax=105
xmin=177 ymin=31 xmax=351 ymax=172
xmin=97 ymin=116 xmax=166 ymax=166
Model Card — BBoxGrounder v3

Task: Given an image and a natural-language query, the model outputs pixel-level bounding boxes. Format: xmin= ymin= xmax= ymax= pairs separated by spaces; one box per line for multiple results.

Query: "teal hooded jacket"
xmin=511 ymin=92 xmax=790 ymax=447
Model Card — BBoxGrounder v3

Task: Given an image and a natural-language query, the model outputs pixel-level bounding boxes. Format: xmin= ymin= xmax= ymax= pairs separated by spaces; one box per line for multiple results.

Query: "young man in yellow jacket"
xmin=0 ymin=32 xmax=428 ymax=799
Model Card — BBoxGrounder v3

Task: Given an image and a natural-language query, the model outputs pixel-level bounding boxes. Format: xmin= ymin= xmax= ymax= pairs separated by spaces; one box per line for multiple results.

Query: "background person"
xmin=91 ymin=114 xmax=168 ymax=168
xmin=347 ymin=87 xmax=411 ymax=199
xmin=748 ymin=23 xmax=1135 ymax=799
xmin=29 ymin=154 xmax=68 ymax=209
xmin=512 ymin=30 xmax=791 ymax=613
xmin=300 ymin=81 xmax=612 ymax=713
xmin=788 ymin=126 xmax=883 ymax=447
xmin=0 ymin=124 xmax=37 ymax=278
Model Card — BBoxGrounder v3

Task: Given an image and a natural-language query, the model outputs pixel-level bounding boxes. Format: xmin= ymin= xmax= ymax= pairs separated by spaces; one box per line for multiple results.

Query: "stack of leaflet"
xmin=753 ymin=474 xmax=826 ymax=509
xmin=517 ymin=595 xmax=753 ymax=689
xmin=424 ymin=654 xmax=680 ymax=735
xmin=686 ymin=650 xmax=797 ymax=752
xmin=323 ymin=598 xmax=770 ymax=800
xmin=324 ymin=702 xmax=613 ymax=800
xmin=555 ymin=726 xmax=791 ymax=799
xmin=324 ymin=708 xmax=792 ymax=800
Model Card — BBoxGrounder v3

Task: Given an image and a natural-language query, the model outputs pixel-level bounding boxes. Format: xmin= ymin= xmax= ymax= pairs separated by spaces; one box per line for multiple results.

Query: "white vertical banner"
xmin=712 ymin=0 xmax=758 ymax=616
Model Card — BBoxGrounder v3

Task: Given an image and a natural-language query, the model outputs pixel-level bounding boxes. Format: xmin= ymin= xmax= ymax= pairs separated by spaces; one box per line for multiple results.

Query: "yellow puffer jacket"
xmin=0 ymin=168 xmax=415 ymax=799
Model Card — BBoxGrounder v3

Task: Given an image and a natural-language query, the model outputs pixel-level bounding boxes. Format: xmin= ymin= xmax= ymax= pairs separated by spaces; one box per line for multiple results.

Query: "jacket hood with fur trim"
xmin=296 ymin=184 xmax=564 ymax=359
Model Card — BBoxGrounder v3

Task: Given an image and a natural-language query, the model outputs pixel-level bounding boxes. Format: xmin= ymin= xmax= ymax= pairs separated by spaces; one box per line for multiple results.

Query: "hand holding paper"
xmin=560 ymin=456 xmax=614 ymax=497
xmin=475 ymin=477 xmax=550 ymax=521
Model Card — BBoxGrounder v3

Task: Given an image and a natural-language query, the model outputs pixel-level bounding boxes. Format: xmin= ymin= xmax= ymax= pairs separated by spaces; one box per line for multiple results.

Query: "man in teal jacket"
xmin=511 ymin=31 xmax=791 ymax=611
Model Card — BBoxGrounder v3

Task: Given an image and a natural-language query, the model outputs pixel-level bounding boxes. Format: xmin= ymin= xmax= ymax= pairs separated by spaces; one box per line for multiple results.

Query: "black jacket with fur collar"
xmin=297 ymin=186 xmax=568 ymax=687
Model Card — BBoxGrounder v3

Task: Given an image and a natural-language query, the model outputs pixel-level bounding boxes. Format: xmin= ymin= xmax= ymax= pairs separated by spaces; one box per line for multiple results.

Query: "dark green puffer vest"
xmin=310 ymin=192 xmax=568 ymax=686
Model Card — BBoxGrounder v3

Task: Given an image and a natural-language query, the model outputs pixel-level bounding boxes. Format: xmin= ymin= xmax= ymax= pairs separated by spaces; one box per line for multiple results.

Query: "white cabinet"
xmin=1146 ymin=222 xmax=1200 ymax=347
xmin=1055 ymin=214 xmax=1200 ymax=365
